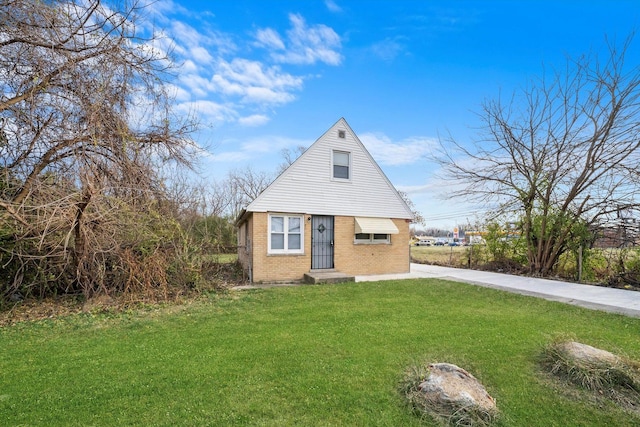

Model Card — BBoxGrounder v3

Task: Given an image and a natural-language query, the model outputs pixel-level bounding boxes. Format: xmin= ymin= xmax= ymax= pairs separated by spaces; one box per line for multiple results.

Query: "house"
xmin=235 ymin=118 xmax=414 ymax=283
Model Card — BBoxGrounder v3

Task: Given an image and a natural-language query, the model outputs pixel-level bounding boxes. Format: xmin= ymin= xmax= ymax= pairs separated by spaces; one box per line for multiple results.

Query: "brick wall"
xmin=244 ymin=212 xmax=410 ymax=283
xmin=250 ymin=212 xmax=312 ymax=283
xmin=334 ymin=216 xmax=410 ymax=275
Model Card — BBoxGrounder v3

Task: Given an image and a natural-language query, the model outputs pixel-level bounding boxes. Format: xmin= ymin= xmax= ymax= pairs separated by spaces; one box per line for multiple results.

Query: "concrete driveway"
xmin=356 ymin=263 xmax=640 ymax=318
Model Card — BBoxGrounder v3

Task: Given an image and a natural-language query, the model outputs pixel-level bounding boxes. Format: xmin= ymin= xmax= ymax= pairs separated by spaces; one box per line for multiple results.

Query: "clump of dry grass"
xmin=540 ymin=340 xmax=638 ymax=390
xmin=540 ymin=339 xmax=640 ymax=410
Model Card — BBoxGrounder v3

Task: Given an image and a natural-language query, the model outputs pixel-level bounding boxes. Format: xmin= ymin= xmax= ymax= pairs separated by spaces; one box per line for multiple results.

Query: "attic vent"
xmin=338 ymin=130 xmax=346 ymax=139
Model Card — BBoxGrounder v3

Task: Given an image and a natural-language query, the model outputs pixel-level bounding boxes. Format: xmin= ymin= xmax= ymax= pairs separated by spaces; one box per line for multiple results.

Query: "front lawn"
xmin=2 ymin=279 xmax=640 ymax=426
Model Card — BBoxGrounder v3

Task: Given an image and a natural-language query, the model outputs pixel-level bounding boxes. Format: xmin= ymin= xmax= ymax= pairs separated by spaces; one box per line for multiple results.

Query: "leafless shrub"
xmin=0 ymin=0 xmax=200 ymax=303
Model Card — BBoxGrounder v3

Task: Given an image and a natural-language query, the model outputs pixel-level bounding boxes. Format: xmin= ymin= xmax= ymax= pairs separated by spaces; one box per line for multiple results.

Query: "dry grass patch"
xmin=410 ymin=245 xmax=466 ymax=266
xmin=399 ymin=361 xmax=499 ymax=426
xmin=540 ymin=339 xmax=640 ymax=413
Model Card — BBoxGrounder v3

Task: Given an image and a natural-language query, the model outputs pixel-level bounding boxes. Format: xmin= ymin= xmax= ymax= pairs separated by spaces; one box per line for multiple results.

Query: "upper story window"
xmin=333 ymin=150 xmax=350 ymax=180
xmin=269 ymin=214 xmax=303 ymax=254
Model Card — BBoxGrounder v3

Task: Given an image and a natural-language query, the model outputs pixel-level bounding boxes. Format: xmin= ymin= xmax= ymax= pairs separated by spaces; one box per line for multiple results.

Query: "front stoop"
xmin=304 ymin=270 xmax=355 ymax=284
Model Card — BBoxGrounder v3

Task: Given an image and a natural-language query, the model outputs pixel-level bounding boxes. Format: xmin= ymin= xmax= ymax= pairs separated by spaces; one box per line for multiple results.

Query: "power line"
xmin=422 ymin=209 xmax=488 ymax=221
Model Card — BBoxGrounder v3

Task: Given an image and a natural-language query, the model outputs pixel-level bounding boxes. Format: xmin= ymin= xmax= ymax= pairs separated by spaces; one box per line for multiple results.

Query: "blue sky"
xmin=147 ymin=0 xmax=640 ymax=229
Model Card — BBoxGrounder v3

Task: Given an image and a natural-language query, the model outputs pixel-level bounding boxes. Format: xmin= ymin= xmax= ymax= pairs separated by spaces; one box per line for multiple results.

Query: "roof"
xmin=242 ymin=118 xmax=414 ymax=220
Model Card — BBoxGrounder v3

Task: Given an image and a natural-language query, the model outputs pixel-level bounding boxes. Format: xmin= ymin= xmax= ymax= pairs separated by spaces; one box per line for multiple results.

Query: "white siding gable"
xmin=246 ymin=118 xmax=414 ymax=220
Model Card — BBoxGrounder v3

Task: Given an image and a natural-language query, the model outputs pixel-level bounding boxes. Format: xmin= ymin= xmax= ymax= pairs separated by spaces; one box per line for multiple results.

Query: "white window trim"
xmin=332 ymin=150 xmax=351 ymax=181
xmin=354 ymin=233 xmax=391 ymax=244
xmin=268 ymin=214 xmax=304 ymax=254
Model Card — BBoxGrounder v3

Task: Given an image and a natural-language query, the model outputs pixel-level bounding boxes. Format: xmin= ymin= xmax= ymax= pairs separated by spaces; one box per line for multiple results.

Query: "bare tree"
xmin=225 ymin=166 xmax=273 ymax=220
xmin=277 ymin=145 xmax=307 ymax=174
xmin=224 ymin=146 xmax=310 ymax=219
xmin=0 ymin=0 xmax=197 ymax=299
xmin=397 ymin=191 xmax=425 ymax=225
xmin=438 ymin=36 xmax=640 ymax=276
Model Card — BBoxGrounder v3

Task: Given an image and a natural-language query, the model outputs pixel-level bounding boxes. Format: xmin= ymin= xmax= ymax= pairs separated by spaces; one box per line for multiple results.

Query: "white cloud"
xmin=164 ymin=16 xmax=237 ymax=61
xmin=255 ymin=28 xmax=285 ymax=50
xmin=176 ymin=100 xmax=237 ymax=124
xmin=209 ymin=150 xmax=252 ymax=163
xmin=143 ymin=8 xmax=341 ymax=127
xmin=211 ymin=58 xmax=303 ymax=105
xmin=396 ymin=182 xmax=441 ymax=194
xmin=244 ymin=86 xmax=296 ymax=104
xmin=165 ymin=83 xmax=191 ymax=102
xmin=325 ymin=0 xmax=342 ymax=13
xmin=258 ymin=14 xmax=342 ymax=65
xmin=191 ymin=46 xmax=214 ymax=64
xmin=180 ymin=59 xmax=200 ymax=74
xmin=178 ymin=73 xmax=215 ymax=98
xmin=171 ymin=19 xmax=199 ymax=39
xmin=238 ymin=114 xmax=270 ymax=127
xmin=147 ymin=0 xmax=188 ymax=21
xmin=369 ymin=38 xmax=405 ymax=61
xmin=397 ymin=177 xmax=491 ymax=228
xmin=208 ymin=135 xmax=310 ymax=163
xmin=359 ymin=133 xmax=437 ymax=165
xmin=241 ymin=135 xmax=309 ymax=153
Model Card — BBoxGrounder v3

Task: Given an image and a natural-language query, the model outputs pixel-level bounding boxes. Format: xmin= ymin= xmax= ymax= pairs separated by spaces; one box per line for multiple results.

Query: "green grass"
xmin=2 ymin=279 xmax=640 ymax=426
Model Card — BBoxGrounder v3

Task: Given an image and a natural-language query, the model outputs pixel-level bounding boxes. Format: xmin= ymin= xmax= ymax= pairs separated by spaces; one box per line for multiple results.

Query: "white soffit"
xmin=354 ymin=217 xmax=399 ymax=234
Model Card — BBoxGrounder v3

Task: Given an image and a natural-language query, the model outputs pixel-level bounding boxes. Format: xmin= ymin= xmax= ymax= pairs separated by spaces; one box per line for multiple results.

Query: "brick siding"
xmin=334 ymin=216 xmax=410 ymax=276
xmin=239 ymin=212 xmax=410 ymax=283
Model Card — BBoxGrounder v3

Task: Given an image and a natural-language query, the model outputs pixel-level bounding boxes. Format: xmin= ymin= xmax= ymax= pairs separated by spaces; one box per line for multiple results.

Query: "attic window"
xmin=338 ymin=130 xmax=346 ymax=138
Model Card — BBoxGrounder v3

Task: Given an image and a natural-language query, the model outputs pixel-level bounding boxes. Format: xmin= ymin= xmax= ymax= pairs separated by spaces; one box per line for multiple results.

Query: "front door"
xmin=311 ymin=216 xmax=334 ymax=269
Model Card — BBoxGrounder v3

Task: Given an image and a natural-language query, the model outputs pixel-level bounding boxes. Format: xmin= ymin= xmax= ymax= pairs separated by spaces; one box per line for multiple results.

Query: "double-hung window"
xmin=333 ymin=150 xmax=350 ymax=180
xmin=269 ymin=214 xmax=303 ymax=254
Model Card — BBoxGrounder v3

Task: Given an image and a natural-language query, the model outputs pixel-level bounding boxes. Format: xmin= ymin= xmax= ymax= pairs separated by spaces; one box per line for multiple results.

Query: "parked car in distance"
xmin=415 ymin=239 xmax=434 ymax=246
xmin=434 ymin=241 xmax=445 ymax=246
xmin=448 ymin=242 xmax=460 ymax=246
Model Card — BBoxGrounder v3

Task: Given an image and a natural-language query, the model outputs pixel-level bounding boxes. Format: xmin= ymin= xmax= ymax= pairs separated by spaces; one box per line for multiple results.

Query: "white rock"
xmin=418 ymin=363 xmax=496 ymax=411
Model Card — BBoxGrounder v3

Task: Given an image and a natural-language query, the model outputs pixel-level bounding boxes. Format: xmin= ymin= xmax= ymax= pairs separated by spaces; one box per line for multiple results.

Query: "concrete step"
xmin=304 ymin=270 xmax=355 ymax=284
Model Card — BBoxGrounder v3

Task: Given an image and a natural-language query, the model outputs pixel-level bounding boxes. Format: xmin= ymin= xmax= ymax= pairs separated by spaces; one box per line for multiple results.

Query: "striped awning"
xmin=354 ymin=217 xmax=399 ymax=234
